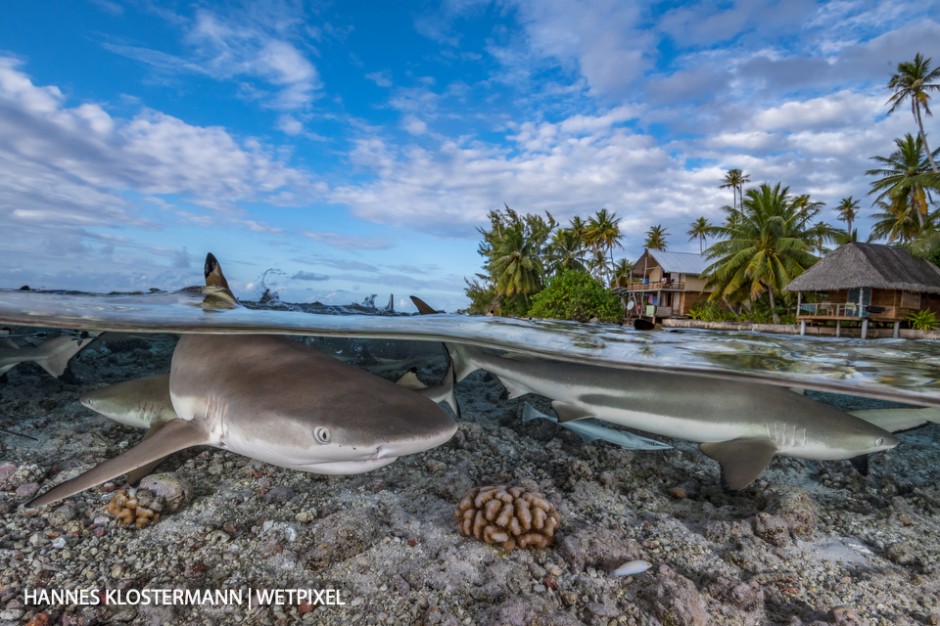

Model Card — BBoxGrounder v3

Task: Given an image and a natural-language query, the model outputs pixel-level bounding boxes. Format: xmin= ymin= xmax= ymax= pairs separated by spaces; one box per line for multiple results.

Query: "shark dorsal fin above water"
xmin=202 ymin=252 xmax=239 ymax=308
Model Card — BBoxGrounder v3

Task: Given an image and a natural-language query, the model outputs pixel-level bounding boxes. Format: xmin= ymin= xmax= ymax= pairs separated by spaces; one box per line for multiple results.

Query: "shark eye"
xmin=875 ymin=437 xmax=884 ymax=446
xmin=313 ymin=427 xmax=331 ymax=445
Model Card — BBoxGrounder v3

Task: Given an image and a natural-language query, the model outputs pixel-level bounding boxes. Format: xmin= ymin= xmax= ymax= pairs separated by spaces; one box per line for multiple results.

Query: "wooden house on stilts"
xmin=785 ymin=243 xmax=940 ymax=338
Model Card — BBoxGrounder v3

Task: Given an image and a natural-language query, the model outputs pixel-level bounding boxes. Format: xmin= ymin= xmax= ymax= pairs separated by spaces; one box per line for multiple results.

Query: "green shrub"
xmin=528 ymin=270 xmax=624 ymax=322
xmin=687 ymin=301 xmax=736 ymax=322
xmin=907 ymin=309 xmax=939 ymax=331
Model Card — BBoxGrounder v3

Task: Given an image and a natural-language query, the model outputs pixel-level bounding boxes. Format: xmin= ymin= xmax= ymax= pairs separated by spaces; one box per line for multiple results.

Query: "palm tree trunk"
xmin=767 ymin=285 xmax=779 ymax=324
xmin=915 ymin=102 xmax=940 ymax=173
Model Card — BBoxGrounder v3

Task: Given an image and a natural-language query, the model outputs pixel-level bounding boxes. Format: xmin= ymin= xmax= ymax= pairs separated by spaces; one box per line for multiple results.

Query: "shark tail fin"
xmin=26 ymin=419 xmax=210 ymax=509
xmin=446 ymin=342 xmax=480 ymax=383
xmin=36 ymin=335 xmax=96 ymax=378
xmin=433 ymin=351 xmax=460 ymax=418
xmin=203 ymin=253 xmax=239 ymax=308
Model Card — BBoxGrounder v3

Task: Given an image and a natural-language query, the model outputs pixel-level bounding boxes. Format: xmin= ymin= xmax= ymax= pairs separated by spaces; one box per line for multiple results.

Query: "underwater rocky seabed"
xmin=0 ymin=334 xmax=937 ymax=626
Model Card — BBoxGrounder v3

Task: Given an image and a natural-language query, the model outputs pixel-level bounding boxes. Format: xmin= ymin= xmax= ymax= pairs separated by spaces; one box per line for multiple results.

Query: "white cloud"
xmin=0 ymin=57 xmax=318 ymax=235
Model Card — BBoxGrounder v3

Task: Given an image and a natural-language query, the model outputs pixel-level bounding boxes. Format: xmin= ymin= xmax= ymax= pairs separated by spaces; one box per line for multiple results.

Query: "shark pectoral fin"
xmin=551 ymin=401 xmax=594 ymax=423
xmin=850 ymin=408 xmax=940 ymax=433
xmin=26 ymin=419 xmax=211 ymax=509
xmin=699 ymin=438 xmax=778 ymax=491
xmin=395 ymin=368 xmax=428 ymax=390
xmin=124 ymin=422 xmax=173 ymax=485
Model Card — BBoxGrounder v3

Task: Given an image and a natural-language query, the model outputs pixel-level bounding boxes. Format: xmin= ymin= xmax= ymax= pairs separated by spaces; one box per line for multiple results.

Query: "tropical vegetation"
xmin=528 ymin=270 xmax=624 ymax=322
xmin=464 ymin=52 xmax=940 ymax=325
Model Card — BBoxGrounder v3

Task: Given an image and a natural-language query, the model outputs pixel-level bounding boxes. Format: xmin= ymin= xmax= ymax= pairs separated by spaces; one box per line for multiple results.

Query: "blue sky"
xmin=0 ymin=1 xmax=937 ymax=311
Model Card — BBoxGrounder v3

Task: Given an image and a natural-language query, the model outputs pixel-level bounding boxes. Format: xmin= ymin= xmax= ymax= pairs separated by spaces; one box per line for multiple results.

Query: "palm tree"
xmin=789 ymin=194 xmax=825 ymax=230
xmin=887 ymin=53 xmax=940 ymax=173
xmin=720 ymin=169 xmax=751 ymax=211
xmin=866 ymin=133 xmax=939 ymax=231
xmin=545 ymin=227 xmax=587 ymax=275
xmin=836 ymin=196 xmax=860 ymax=235
xmin=703 ymin=183 xmax=818 ymax=323
xmin=687 ymin=217 xmax=712 ymax=253
xmin=488 ymin=223 xmax=545 ymax=308
xmin=584 ymin=209 xmax=622 ymax=282
xmin=611 ymin=258 xmax=634 ymax=289
xmin=870 ymin=200 xmax=935 ymax=243
xmin=644 ymin=224 xmax=668 ymax=250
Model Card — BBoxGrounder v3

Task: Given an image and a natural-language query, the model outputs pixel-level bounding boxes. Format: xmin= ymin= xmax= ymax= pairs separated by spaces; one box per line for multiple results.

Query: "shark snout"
xmin=371 ymin=419 xmax=459 ymax=459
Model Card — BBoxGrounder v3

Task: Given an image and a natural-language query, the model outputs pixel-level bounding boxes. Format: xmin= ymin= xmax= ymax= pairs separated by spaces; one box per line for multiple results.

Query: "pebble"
xmin=0 ymin=462 xmax=17 ymax=482
xmin=15 ymin=482 xmax=39 ymax=499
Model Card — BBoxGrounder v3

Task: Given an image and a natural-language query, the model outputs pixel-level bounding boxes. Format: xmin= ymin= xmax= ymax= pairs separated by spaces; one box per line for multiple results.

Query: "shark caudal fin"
xmin=35 ymin=334 xmax=97 ymax=378
xmin=699 ymin=437 xmax=778 ymax=491
xmin=202 ymin=253 xmax=240 ymax=309
xmin=26 ymin=419 xmax=211 ymax=508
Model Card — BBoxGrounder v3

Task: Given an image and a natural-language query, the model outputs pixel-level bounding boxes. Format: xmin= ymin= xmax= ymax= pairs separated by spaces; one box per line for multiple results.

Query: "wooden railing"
xmin=798 ymin=302 xmax=863 ymax=318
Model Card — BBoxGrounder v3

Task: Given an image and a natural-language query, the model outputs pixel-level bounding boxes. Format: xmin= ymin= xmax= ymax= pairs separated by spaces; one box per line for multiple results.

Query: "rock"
xmin=0 ymin=462 xmax=17 ymax=482
xmin=15 ymin=482 xmax=39 ymax=499
xmin=830 ymin=605 xmax=867 ymax=625
xmin=760 ymin=486 xmax=816 ymax=538
xmin=47 ymin=503 xmax=77 ymax=527
xmin=753 ymin=512 xmax=791 ymax=548
xmin=884 ymin=541 xmax=920 ymax=567
xmin=642 ymin=564 xmax=710 ymax=626
xmin=138 ymin=473 xmax=191 ymax=512
xmin=264 ymin=486 xmax=295 ymax=504
xmin=557 ymin=526 xmax=646 ymax=573
xmin=708 ymin=576 xmax=764 ymax=612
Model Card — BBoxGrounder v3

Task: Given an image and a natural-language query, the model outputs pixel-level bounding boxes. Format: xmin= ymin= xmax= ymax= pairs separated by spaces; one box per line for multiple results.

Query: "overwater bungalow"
xmin=614 ymin=250 xmax=710 ymax=320
xmin=785 ymin=242 xmax=940 ymax=338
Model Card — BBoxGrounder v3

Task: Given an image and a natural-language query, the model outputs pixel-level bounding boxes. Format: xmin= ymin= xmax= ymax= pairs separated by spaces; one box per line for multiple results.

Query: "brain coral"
xmin=455 ymin=484 xmax=561 ymax=550
xmin=106 ymin=487 xmax=162 ymax=529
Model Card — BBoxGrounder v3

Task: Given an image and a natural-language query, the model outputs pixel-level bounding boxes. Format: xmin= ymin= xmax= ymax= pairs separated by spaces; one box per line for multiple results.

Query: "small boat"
xmin=633 ymin=318 xmax=656 ymax=331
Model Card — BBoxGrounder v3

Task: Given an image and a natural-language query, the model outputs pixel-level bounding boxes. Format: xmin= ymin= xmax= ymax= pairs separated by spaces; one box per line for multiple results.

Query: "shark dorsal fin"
xmin=202 ymin=253 xmax=239 ymax=308
xmin=699 ymin=437 xmax=778 ymax=491
xmin=27 ymin=418 xmax=211 ymax=509
xmin=409 ymin=296 xmax=440 ymax=315
xmin=395 ymin=368 xmax=428 ymax=390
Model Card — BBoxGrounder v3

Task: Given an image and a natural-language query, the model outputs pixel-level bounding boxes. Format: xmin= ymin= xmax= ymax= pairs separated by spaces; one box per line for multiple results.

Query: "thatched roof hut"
xmin=785 ymin=243 xmax=940 ymax=294
xmin=787 ymin=243 xmax=940 ymax=332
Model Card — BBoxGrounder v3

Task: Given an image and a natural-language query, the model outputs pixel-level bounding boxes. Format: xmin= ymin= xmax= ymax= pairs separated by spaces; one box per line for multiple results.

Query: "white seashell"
xmin=611 ymin=559 xmax=651 ymax=577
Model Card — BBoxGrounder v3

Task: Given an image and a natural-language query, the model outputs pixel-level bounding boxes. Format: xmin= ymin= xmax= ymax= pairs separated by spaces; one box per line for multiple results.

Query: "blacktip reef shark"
xmin=27 ymin=255 xmax=458 ymax=508
xmin=410 ymin=296 xmax=899 ymax=490
xmin=0 ymin=332 xmax=97 ymax=378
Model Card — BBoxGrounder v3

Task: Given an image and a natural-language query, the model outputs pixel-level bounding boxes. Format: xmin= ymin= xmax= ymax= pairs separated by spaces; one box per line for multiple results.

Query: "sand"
xmin=1 ymin=332 xmax=939 ymax=626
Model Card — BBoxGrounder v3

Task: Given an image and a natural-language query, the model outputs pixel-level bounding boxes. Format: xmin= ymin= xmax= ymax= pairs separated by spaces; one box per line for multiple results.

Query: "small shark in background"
xmin=0 ymin=333 xmax=97 ymax=379
xmin=27 ymin=255 xmax=458 ymax=508
xmin=522 ymin=403 xmax=671 ymax=450
xmin=410 ymin=296 xmax=899 ymax=490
